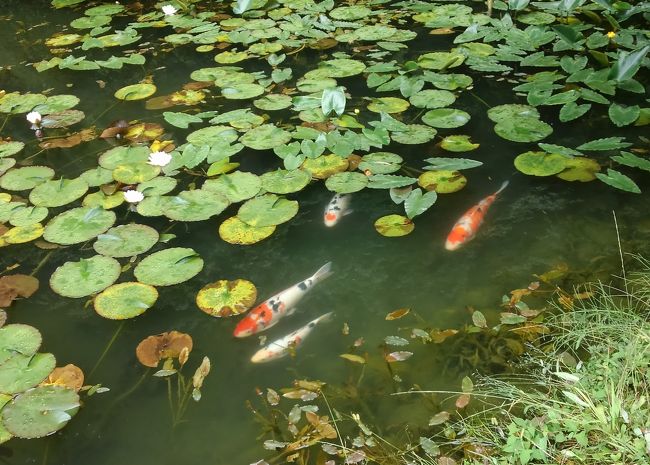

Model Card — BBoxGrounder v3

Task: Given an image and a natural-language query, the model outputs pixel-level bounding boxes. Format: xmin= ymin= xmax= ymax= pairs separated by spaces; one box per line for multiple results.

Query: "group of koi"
xmin=235 ymin=181 xmax=509 ymax=363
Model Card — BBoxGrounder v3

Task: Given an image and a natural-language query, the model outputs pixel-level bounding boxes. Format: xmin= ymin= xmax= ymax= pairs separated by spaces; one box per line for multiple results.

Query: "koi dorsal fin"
xmin=494 ymin=180 xmax=509 ymax=196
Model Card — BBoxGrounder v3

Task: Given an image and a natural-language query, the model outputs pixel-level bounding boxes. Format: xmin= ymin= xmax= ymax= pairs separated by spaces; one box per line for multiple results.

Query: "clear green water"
xmin=1 ymin=2 xmax=649 ymax=464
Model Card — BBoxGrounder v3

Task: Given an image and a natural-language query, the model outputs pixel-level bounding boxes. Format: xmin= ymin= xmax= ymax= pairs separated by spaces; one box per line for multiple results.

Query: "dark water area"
xmin=1 ymin=1 xmax=649 ymax=464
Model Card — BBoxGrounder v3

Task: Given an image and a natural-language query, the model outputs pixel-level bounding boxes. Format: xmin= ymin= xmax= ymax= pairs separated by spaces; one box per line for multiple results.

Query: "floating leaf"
xmin=390 ymin=124 xmax=438 ymax=145
xmin=0 ymin=353 xmax=56 ymax=394
xmin=595 ymin=169 xmax=641 ymax=193
xmin=0 ymin=166 xmax=55 ymax=191
xmin=44 ymin=364 xmax=84 ymax=392
xmin=163 ymin=190 xmax=229 ymax=222
xmin=325 ymin=172 xmax=368 ymax=194
xmin=423 ymin=157 xmax=482 ymax=171
xmin=418 ymin=171 xmax=467 ymax=193
xmin=29 ymin=178 xmax=88 ymax=208
xmin=487 ymin=104 xmax=539 ymax=123
xmin=50 ymin=256 xmax=120 ymax=298
xmin=608 ymin=103 xmax=640 ymax=127
xmin=429 ymin=411 xmax=450 ymax=426
xmin=0 ymin=324 xmax=42 ymax=363
xmin=405 ymin=188 xmax=437 ymax=219
xmin=0 ymin=142 xmax=24 ymax=158
xmin=409 ymin=89 xmax=456 ymax=109
xmin=260 ymin=169 xmax=311 ymax=194
xmin=136 ymin=331 xmax=193 ymax=368
xmin=374 ymin=215 xmax=414 ymax=237
xmin=440 ymin=135 xmax=479 ymax=152
xmin=94 ymin=282 xmax=158 ymax=320
xmin=556 ymin=158 xmax=600 ymax=182
xmin=367 ymin=97 xmax=410 ymax=114
xmin=340 ymin=354 xmax=366 ymax=364
xmin=367 ymin=174 xmax=416 ymax=189
xmin=514 ymin=151 xmax=568 ymax=176
xmin=385 ymin=351 xmax=413 ymax=362
xmin=577 ymin=137 xmax=632 ymax=151
xmin=196 ymin=279 xmax=257 ymax=317
xmin=472 ymin=311 xmax=487 ymax=328
xmin=93 ymin=224 xmax=159 ymax=258
xmin=44 ymin=207 xmax=115 ymax=245
xmin=422 ymin=108 xmax=470 ymax=128
xmin=241 ymin=124 xmax=292 ymax=150
xmin=494 ymin=117 xmax=553 ymax=142
xmin=218 ymin=217 xmax=275 ymax=245
xmin=114 ymin=83 xmax=156 ymax=101
xmin=134 ymin=248 xmax=203 ymax=286
xmin=611 ymin=151 xmax=650 ymax=172
xmin=386 ymin=308 xmax=410 ymax=320
xmin=238 ymin=194 xmax=298 ymax=227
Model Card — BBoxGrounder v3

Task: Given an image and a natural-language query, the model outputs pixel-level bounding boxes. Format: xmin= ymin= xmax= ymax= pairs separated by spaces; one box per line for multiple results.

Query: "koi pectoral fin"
xmin=286 ymin=307 xmax=298 ymax=316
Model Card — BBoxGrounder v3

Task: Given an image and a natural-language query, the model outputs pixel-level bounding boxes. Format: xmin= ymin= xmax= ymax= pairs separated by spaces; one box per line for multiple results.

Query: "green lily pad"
xmin=409 ymin=90 xmax=456 ymax=109
xmin=318 ymin=59 xmax=366 ymax=78
xmin=79 ymin=167 xmax=113 ymax=187
xmin=1 ymin=385 xmax=79 ymax=439
xmin=202 ymin=172 xmax=261 ymax=203
xmin=0 ymin=141 xmax=24 ymax=158
xmin=296 ymin=78 xmax=338 ymax=93
xmin=9 ymin=206 xmax=49 ymax=227
xmin=440 ymin=135 xmax=479 ymax=152
xmin=330 ymin=5 xmax=372 ymax=20
xmin=367 ymin=174 xmax=416 ymax=189
xmin=114 ymin=83 xmax=157 ymax=101
xmin=0 ymin=166 xmax=55 ymax=191
xmin=0 ymin=394 xmax=11 ymax=443
xmin=32 ymin=95 xmax=80 ymax=115
xmin=325 ymin=172 xmax=369 ymax=194
xmin=2 ymin=224 xmax=44 ymax=244
xmin=253 ymin=94 xmax=293 ymax=111
xmin=162 ymin=190 xmax=229 ymax=222
xmin=426 ymin=73 xmax=473 ymax=91
xmin=422 ymin=109 xmax=470 ymax=128
xmin=301 ymin=155 xmax=349 ymax=179
xmin=45 ymin=33 xmax=83 ymax=47
xmin=374 ymin=214 xmax=414 ymax=237
xmin=367 ymin=97 xmax=410 ymax=114
xmin=82 ymin=191 xmax=124 ymax=210
xmin=556 ymin=157 xmax=600 ymax=182
xmin=359 ymin=152 xmax=402 ymax=175
xmin=518 ymin=11 xmax=556 ymax=25
xmin=0 ymin=158 xmax=15 ymax=176
xmin=221 ymin=83 xmax=265 ymax=100
xmin=219 ymin=216 xmax=276 ymax=245
xmin=0 ymin=353 xmax=56 ymax=394
xmin=418 ymin=170 xmax=467 ymax=193
xmin=137 ymin=176 xmax=177 ymax=197
xmin=111 ymin=162 xmax=160 ymax=184
xmin=494 ymin=117 xmax=553 ymax=142
xmin=238 ymin=194 xmax=298 ymax=227
xmin=418 ymin=52 xmax=465 ymax=70
xmin=134 ymin=248 xmax=203 ymax=286
xmin=93 ymin=224 xmax=159 ymax=258
xmin=29 ymin=178 xmax=88 ymax=208
xmin=390 ymin=124 xmax=438 ymax=145
xmin=241 ymin=124 xmax=292 ymax=150
xmin=85 ymin=4 xmax=124 ymax=15
xmin=487 ymin=104 xmax=540 ymax=123
xmin=356 ymin=25 xmax=397 ymax=41
xmin=135 ymin=196 xmax=166 ymax=217
xmin=98 ymin=146 xmax=150 ymax=170
xmin=260 ymin=169 xmax=311 ymax=194
xmin=43 ymin=207 xmax=116 ymax=245
xmin=514 ymin=151 xmax=568 ymax=176
xmin=196 ymin=279 xmax=257 ymax=317
xmin=94 ymin=282 xmax=158 ymax=319
xmin=0 ymin=324 xmax=42 ymax=364
xmin=49 ymin=256 xmax=121 ymax=298
xmin=40 ymin=110 xmax=85 ymax=129
xmin=0 ymin=92 xmax=46 ymax=114
xmin=215 ymin=51 xmax=249 ymax=64
xmin=186 ymin=125 xmax=239 ymax=146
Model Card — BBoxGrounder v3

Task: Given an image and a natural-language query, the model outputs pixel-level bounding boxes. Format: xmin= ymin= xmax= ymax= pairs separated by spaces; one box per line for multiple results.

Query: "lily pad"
xmin=422 ymin=109 xmax=470 ymax=128
xmin=9 ymin=206 xmax=49 ymax=227
xmin=0 ymin=142 xmax=24 ymax=158
xmin=301 ymin=155 xmax=349 ymax=179
xmin=162 ymin=190 xmax=229 ymax=222
xmin=325 ymin=172 xmax=368 ymax=194
xmin=0 ymin=324 xmax=42 ymax=364
xmin=134 ymin=248 xmax=203 ymax=286
xmin=556 ymin=157 xmax=600 ymax=182
xmin=29 ymin=178 xmax=88 ymax=208
xmin=0 ymin=353 xmax=56 ymax=394
xmin=318 ymin=59 xmax=366 ymax=78
xmin=196 ymin=279 xmax=257 ymax=317
xmin=203 ymin=172 xmax=261 ymax=203
xmin=94 ymin=282 xmax=158 ymax=319
xmin=359 ymin=152 xmax=402 ymax=175
xmin=409 ymin=90 xmax=456 ymax=109
xmin=187 ymin=126 xmax=239 ymax=146
xmin=367 ymin=97 xmax=410 ymax=114
xmin=112 ymin=162 xmax=160 ymax=184
xmin=514 ymin=151 xmax=568 ymax=176
xmin=1 ymin=385 xmax=79 ymax=438
xmin=374 ymin=215 xmax=414 ymax=237
xmin=221 ymin=83 xmax=265 ymax=100
xmin=82 ymin=191 xmax=124 ymax=210
xmin=238 ymin=194 xmax=298 ymax=227
xmin=114 ymin=83 xmax=157 ymax=101
xmin=390 ymin=125 xmax=438 ymax=145
xmin=494 ymin=117 xmax=553 ymax=142
xmin=49 ymin=256 xmax=121 ymax=298
xmin=79 ymin=167 xmax=113 ymax=187
xmin=43 ymin=207 xmax=116 ymax=245
xmin=40 ymin=110 xmax=85 ymax=129
xmin=418 ymin=171 xmax=467 ymax=193
xmin=138 ymin=177 xmax=177 ymax=196
xmin=98 ymin=146 xmax=150 ymax=170
xmin=440 ymin=135 xmax=479 ymax=152
xmin=93 ymin=224 xmax=159 ymax=258
xmin=2 ymin=224 xmax=44 ymax=244
xmin=330 ymin=6 xmax=372 ymax=20
xmin=418 ymin=52 xmax=465 ymax=70
xmin=261 ymin=169 xmax=311 ymax=194
xmin=0 ymin=166 xmax=55 ymax=191
xmin=487 ymin=104 xmax=540 ymax=123
xmin=241 ymin=124 xmax=292 ymax=150
xmin=219 ymin=217 xmax=276 ymax=245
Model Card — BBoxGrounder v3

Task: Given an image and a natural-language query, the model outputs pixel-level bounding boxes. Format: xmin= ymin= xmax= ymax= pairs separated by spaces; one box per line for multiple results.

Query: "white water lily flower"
xmin=124 ymin=189 xmax=145 ymax=203
xmin=26 ymin=111 xmax=42 ymax=128
xmin=162 ymin=4 xmax=178 ymax=15
xmin=148 ymin=150 xmax=172 ymax=167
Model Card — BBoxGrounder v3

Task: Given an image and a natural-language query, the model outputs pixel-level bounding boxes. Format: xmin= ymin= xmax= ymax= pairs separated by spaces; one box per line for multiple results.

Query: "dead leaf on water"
xmin=385 ymin=307 xmax=410 ymax=320
xmin=429 ymin=411 xmax=450 ymax=425
xmin=44 ymin=364 xmax=84 ymax=391
xmin=340 ymin=353 xmax=366 ymax=364
xmin=429 ymin=28 xmax=455 ymax=35
xmin=385 ymin=351 xmax=413 ymax=362
xmin=455 ymin=394 xmax=470 ymax=409
xmin=136 ymin=331 xmax=193 ymax=368
xmin=430 ymin=329 xmax=458 ymax=343
xmin=0 ymin=274 xmax=39 ymax=307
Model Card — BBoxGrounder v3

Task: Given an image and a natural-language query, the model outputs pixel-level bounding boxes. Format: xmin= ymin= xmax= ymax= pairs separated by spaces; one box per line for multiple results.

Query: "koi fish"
xmin=445 ymin=181 xmax=509 ymax=251
xmin=233 ymin=262 xmax=333 ymax=338
xmin=324 ymin=193 xmax=352 ymax=227
xmin=251 ymin=312 xmax=333 ymax=363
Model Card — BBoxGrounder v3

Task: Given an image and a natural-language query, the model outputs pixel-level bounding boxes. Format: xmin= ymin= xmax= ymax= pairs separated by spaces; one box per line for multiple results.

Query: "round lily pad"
xmin=253 ymin=94 xmax=292 ymax=111
xmin=29 ymin=178 xmax=88 ymax=208
xmin=301 ymin=155 xmax=349 ymax=179
xmin=517 ymin=11 xmax=556 ymax=25
xmin=440 ymin=135 xmax=479 ymax=152
xmin=215 ymin=51 xmax=249 ymax=64
xmin=556 ymin=157 xmax=600 ymax=182
xmin=71 ymin=15 xmax=111 ymax=29
xmin=330 ymin=5 xmax=372 ymax=20
xmin=325 ymin=172 xmax=368 ymax=194
xmin=260 ymin=169 xmax=311 ymax=194
xmin=318 ymin=59 xmax=366 ymax=78
xmin=135 ymin=196 xmax=166 ymax=217
xmin=359 ymin=152 xmax=402 ymax=175
xmin=2 ymin=224 xmax=44 ymax=244
xmin=374 ymin=215 xmax=414 ymax=237
xmin=9 ymin=206 xmax=48 ymax=227
xmin=367 ymin=97 xmax=410 ymax=114
xmin=49 ymin=256 xmax=121 ymax=298
xmin=82 ymin=191 xmax=124 ymax=210
xmin=0 ymin=324 xmax=42 ymax=363
xmin=0 ymin=159 xmax=16 ymax=176
xmin=241 ymin=124 xmax=292 ymax=150
xmin=32 ymin=95 xmax=80 ymax=115
xmin=0 ymin=141 xmax=24 ymax=158
xmin=94 ymin=282 xmax=158 ymax=319
xmin=219 ymin=217 xmax=276 ymax=245
xmin=134 ymin=248 xmax=203 ymax=286
xmin=0 ymin=166 xmax=55 ymax=191
xmin=238 ymin=194 xmax=298 ymax=227
xmin=356 ymin=25 xmax=397 ymax=41
xmin=514 ymin=151 xmax=568 ymax=176
xmin=186 ymin=125 xmax=239 ymax=146
xmin=85 ymin=4 xmax=124 ymax=15
xmin=43 ymin=207 xmax=116 ymax=245
xmin=418 ymin=170 xmax=467 ymax=193
xmin=221 ymin=83 xmax=265 ymax=100
xmin=202 ymin=171 xmax=261 ymax=203
xmin=0 ymin=353 xmax=55 ymax=394
xmin=296 ymin=78 xmax=337 ymax=93
xmin=79 ymin=167 xmax=113 ymax=187
xmin=1 ymin=385 xmax=79 ymax=439
xmin=93 ymin=224 xmax=159 ymax=258
xmin=114 ymin=83 xmax=157 ymax=101
xmin=0 ymin=394 xmax=11 ymax=443
xmin=391 ymin=124 xmax=438 ymax=145
xmin=494 ymin=117 xmax=553 ymax=142
xmin=196 ymin=279 xmax=257 ymax=317
xmin=487 ymin=104 xmax=540 ymax=123
xmin=409 ymin=90 xmax=456 ymax=109
xmin=112 ymin=162 xmax=160 ymax=184
xmin=162 ymin=190 xmax=229 ymax=222
xmin=98 ymin=146 xmax=150 ymax=170
xmin=418 ymin=52 xmax=465 ymax=70
xmin=138 ymin=176 xmax=177 ymax=196
xmin=422 ymin=109 xmax=470 ymax=128
xmin=45 ymin=34 xmax=83 ymax=47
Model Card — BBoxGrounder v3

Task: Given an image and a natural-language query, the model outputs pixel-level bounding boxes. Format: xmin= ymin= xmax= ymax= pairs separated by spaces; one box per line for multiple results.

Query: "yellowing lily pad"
xmin=2 ymin=224 xmax=44 ymax=244
xmin=440 ymin=135 xmax=479 ymax=152
xmin=114 ymin=83 xmax=157 ymax=101
xmin=514 ymin=151 xmax=568 ymax=176
xmin=418 ymin=170 xmax=467 ymax=193
xmin=196 ymin=279 xmax=257 ymax=317
xmin=374 ymin=214 xmax=414 ymax=237
xmin=218 ymin=217 xmax=276 ymax=245
xmin=301 ymin=155 xmax=349 ymax=179
xmin=134 ymin=248 xmax=203 ymax=286
xmin=367 ymin=97 xmax=410 ymax=114
xmin=556 ymin=157 xmax=600 ymax=182
xmin=94 ymin=282 xmax=158 ymax=320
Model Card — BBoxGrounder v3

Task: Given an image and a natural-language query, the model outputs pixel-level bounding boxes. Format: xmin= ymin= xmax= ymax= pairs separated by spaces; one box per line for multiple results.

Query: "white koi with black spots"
xmin=324 ymin=193 xmax=352 ymax=227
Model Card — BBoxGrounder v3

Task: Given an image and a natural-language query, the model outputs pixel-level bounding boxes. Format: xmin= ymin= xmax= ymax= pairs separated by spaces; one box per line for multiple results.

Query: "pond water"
xmin=1 ymin=1 xmax=649 ymax=464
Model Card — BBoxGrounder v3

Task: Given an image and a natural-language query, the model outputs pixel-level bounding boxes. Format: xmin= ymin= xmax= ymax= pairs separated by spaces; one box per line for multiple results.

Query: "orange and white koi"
xmin=445 ymin=181 xmax=509 ymax=251
xmin=233 ymin=262 xmax=333 ymax=338
xmin=324 ymin=193 xmax=352 ymax=227
xmin=251 ymin=312 xmax=333 ymax=363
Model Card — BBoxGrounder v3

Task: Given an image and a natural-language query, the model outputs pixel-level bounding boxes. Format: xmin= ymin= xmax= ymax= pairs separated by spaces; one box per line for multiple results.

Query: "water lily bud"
xmin=192 ymin=356 xmax=211 ymax=389
xmin=123 ymin=189 xmax=144 ymax=203
xmin=178 ymin=346 xmax=190 ymax=367
xmin=162 ymin=4 xmax=178 ymax=15
xmin=148 ymin=150 xmax=172 ymax=167
xmin=26 ymin=111 xmax=42 ymax=129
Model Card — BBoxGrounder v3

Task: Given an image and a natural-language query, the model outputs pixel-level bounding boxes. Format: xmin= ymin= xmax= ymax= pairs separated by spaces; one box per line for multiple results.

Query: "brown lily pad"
xmin=44 ymin=364 xmax=84 ymax=392
xmin=136 ymin=331 xmax=193 ymax=368
xmin=0 ymin=275 xmax=39 ymax=308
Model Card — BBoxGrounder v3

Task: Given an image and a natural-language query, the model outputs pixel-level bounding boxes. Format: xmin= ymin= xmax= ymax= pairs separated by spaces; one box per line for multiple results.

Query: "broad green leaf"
xmin=404 ymin=188 xmax=437 ymax=219
xmin=595 ymin=169 xmax=640 ymax=193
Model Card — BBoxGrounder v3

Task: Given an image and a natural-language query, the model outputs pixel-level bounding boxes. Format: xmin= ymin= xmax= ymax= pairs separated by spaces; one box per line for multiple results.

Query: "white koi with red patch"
xmin=324 ymin=193 xmax=352 ymax=227
xmin=233 ymin=262 xmax=333 ymax=338
xmin=251 ymin=312 xmax=333 ymax=363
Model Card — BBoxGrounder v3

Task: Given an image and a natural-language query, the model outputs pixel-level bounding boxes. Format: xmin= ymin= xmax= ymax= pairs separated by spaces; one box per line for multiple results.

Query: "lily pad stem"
xmin=89 ymin=321 xmax=125 ymax=378
xmin=0 ymin=114 xmax=11 ymax=133
xmin=30 ymin=250 xmax=54 ymax=277
xmin=469 ymin=91 xmax=491 ymax=109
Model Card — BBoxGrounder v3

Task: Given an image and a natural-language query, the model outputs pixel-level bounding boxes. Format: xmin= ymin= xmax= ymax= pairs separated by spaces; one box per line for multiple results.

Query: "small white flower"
xmin=148 ymin=150 xmax=172 ymax=167
xmin=26 ymin=111 xmax=42 ymax=127
xmin=162 ymin=4 xmax=178 ymax=15
xmin=124 ymin=190 xmax=144 ymax=203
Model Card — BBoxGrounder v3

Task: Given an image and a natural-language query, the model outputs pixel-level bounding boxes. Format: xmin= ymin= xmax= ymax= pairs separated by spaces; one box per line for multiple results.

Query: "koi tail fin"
xmin=312 ymin=261 xmax=333 ymax=283
xmin=315 ymin=312 xmax=334 ymax=325
xmin=495 ymin=180 xmax=509 ymax=196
